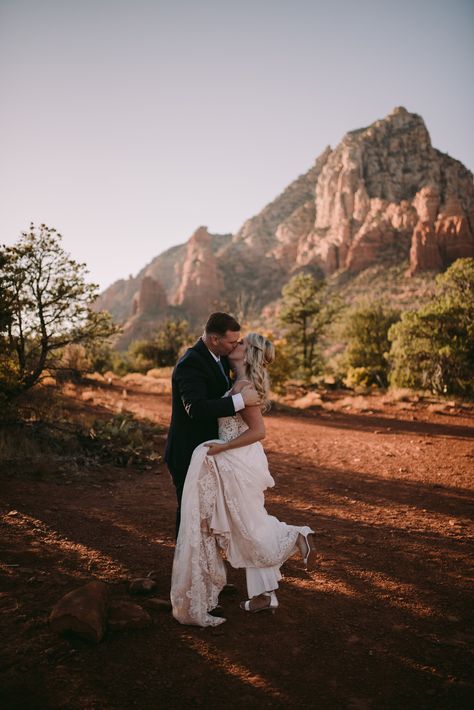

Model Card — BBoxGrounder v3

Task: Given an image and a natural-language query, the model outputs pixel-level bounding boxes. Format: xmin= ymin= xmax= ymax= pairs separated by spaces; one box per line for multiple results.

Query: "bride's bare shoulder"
xmin=229 ymin=379 xmax=252 ymax=394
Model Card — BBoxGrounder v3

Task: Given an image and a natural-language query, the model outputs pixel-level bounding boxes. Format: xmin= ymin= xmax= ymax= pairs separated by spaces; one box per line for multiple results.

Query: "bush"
xmin=86 ymin=341 xmax=116 ymax=374
xmin=110 ymin=351 xmax=131 ymax=377
xmin=0 ymin=411 xmax=163 ymax=472
xmin=344 ymin=366 xmax=373 ymax=390
xmin=388 ymin=302 xmax=473 ymax=394
xmin=55 ymin=344 xmax=92 ymax=383
xmin=342 ymin=303 xmax=400 ymax=388
xmin=388 ymin=258 xmax=474 ymax=395
xmin=124 ymin=319 xmax=192 ymax=373
xmin=81 ymin=413 xmax=163 ymax=468
xmin=127 ymin=340 xmax=158 ymax=373
xmin=267 ymin=336 xmax=294 ymax=394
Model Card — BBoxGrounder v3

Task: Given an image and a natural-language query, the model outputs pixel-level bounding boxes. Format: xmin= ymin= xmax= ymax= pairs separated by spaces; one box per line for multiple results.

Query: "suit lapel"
xmin=193 ymin=339 xmax=228 ymax=388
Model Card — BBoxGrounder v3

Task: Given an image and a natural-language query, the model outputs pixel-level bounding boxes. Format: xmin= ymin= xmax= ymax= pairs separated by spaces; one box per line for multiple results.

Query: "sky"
xmin=0 ymin=0 xmax=473 ymax=291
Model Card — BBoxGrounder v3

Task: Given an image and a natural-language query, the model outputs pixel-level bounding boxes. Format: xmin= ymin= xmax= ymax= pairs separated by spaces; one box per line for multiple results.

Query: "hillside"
xmin=95 ymin=107 xmax=474 ymax=347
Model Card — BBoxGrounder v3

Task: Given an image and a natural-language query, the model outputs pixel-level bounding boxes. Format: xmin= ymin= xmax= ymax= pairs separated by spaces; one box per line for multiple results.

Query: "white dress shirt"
xmin=207 ymin=348 xmax=245 ymax=412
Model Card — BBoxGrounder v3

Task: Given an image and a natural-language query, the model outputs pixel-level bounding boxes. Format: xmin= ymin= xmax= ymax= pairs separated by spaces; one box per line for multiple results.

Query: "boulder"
xmin=144 ymin=597 xmax=173 ymax=612
xmin=107 ymin=600 xmax=152 ymax=630
xmin=129 ymin=578 xmax=157 ymax=594
xmin=49 ymin=581 xmax=110 ymax=643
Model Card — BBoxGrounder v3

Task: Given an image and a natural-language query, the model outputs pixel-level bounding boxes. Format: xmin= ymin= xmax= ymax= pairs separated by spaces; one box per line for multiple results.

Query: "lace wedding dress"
xmin=170 ymin=406 xmax=305 ymax=627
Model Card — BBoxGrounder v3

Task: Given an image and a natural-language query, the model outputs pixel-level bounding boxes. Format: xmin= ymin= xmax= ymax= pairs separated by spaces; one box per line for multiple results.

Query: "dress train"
xmin=170 ymin=410 xmax=310 ymax=626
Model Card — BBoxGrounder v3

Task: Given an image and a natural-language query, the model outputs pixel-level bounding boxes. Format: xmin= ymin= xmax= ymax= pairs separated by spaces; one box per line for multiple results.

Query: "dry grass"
xmin=0 ymin=380 xmax=165 ymax=475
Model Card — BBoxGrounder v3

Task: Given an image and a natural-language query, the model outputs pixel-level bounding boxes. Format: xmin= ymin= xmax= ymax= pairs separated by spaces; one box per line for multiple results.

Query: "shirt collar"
xmin=201 ymin=337 xmax=220 ymax=362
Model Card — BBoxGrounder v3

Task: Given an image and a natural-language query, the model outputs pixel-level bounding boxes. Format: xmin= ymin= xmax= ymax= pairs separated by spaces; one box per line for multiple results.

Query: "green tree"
xmin=388 ymin=258 xmax=474 ymax=395
xmin=127 ymin=319 xmax=191 ymax=372
xmin=154 ymin=319 xmax=190 ymax=364
xmin=343 ymin=303 xmax=400 ymax=388
xmin=0 ymin=251 xmax=14 ymax=334
xmin=437 ymin=257 xmax=474 ymax=306
xmin=127 ymin=339 xmax=160 ymax=373
xmin=0 ymin=250 xmax=18 ymax=408
xmin=279 ymin=272 xmax=335 ymax=380
xmin=86 ymin=340 xmax=115 ymax=374
xmin=0 ymin=224 xmax=117 ymax=399
xmin=267 ymin=335 xmax=294 ymax=394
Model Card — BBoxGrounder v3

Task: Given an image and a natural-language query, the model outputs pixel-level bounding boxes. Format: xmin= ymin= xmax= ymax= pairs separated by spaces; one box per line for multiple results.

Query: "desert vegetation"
xmin=3 ymin=226 xmax=471 ymax=412
xmin=0 ymin=224 xmax=116 ymax=403
xmin=1 ymin=228 xmax=473 ymax=710
xmin=71 ymin=260 xmax=473 ymax=403
xmin=1 ymin=228 xmax=472 ymax=463
xmin=0 ymin=225 xmax=164 ymax=471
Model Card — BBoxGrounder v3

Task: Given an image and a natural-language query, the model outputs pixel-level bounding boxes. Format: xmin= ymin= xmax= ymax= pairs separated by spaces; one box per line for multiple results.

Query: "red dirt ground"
xmin=1 ymin=380 xmax=473 ymax=709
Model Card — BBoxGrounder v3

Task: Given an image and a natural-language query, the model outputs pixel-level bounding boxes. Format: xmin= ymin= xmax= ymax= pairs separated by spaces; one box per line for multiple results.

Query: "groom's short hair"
xmin=205 ymin=312 xmax=241 ymax=336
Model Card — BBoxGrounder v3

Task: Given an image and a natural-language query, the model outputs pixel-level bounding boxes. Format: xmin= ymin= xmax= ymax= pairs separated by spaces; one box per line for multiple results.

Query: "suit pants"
xmin=167 ymin=465 xmax=187 ymax=538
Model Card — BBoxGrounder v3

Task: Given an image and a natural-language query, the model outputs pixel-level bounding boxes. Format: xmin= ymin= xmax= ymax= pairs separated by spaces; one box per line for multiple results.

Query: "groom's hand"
xmin=242 ymin=386 xmax=260 ymax=407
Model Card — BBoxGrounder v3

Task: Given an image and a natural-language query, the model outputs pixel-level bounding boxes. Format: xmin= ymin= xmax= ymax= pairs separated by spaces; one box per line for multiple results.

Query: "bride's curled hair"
xmin=244 ymin=333 xmax=275 ymax=412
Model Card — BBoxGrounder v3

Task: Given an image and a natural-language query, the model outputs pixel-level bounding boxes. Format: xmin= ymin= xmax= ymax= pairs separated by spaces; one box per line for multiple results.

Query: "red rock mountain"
xmin=96 ymin=107 xmax=474 ymax=346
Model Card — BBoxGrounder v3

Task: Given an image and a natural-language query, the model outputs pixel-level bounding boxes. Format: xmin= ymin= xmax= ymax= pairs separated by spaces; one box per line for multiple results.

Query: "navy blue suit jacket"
xmin=164 ymin=338 xmax=236 ymax=474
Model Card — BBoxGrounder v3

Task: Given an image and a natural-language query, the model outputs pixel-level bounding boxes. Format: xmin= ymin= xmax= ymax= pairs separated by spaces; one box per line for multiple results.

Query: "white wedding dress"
xmin=170 ymin=403 xmax=307 ymax=627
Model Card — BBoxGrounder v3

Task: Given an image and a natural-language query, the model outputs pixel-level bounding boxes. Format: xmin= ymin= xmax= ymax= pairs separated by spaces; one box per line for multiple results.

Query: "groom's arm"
xmin=175 ymin=359 xmax=236 ymax=420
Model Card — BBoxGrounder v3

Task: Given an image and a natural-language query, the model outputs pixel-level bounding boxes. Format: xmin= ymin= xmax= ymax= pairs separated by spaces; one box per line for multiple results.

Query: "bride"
xmin=170 ymin=332 xmax=317 ymax=627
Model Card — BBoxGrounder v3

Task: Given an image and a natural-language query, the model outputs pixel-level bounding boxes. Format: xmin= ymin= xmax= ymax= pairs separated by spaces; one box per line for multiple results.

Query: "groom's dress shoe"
xmin=209 ymin=605 xmax=225 ymax=617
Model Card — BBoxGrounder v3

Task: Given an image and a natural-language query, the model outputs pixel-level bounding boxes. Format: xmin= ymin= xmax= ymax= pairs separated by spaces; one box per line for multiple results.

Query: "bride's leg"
xmin=240 ymin=591 xmax=278 ymax=613
xmin=297 ymin=526 xmax=317 ymax=571
xmin=246 ymin=566 xmax=281 ymax=599
xmin=241 ymin=567 xmax=280 ymax=612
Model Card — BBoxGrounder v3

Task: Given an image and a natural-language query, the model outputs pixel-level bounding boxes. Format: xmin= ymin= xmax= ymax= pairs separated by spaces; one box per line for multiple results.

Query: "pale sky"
xmin=1 ymin=0 xmax=473 ymax=291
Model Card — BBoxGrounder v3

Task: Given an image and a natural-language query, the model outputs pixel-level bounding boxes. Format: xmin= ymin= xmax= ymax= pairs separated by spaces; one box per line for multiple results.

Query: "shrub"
xmin=267 ymin=336 xmax=294 ymax=394
xmin=55 ymin=344 xmax=92 ymax=382
xmin=81 ymin=413 xmax=163 ymax=468
xmin=388 ymin=258 xmax=474 ymax=395
xmin=125 ymin=319 xmax=192 ymax=373
xmin=0 ymin=411 xmax=163 ymax=472
xmin=86 ymin=341 xmax=116 ymax=374
xmin=342 ymin=303 xmax=400 ymax=388
xmin=388 ymin=302 xmax=473 ymax=394
xmin=344 ymin=366 xmax=373 ymax=390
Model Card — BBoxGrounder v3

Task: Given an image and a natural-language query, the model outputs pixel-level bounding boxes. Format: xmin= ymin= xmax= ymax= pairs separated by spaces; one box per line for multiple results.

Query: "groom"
xmin=164 ymin=311 xmax=259 ymax=534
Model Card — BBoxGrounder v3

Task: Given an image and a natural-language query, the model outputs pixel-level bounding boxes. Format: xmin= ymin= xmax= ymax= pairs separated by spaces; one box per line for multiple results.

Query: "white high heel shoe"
xmin=299 ymin=526 xmax=317 ymax=571
xmin=240 ymin=591 xmax=279 ymax=614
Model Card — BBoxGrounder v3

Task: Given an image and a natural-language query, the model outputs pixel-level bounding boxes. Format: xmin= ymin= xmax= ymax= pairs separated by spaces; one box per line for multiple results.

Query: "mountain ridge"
xmin=96 ymin=107 xmax=474 ymax=347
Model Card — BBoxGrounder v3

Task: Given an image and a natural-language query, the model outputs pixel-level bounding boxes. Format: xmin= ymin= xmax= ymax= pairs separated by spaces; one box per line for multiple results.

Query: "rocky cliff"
xmin=96 ymin=107 xmax=474 ymax=345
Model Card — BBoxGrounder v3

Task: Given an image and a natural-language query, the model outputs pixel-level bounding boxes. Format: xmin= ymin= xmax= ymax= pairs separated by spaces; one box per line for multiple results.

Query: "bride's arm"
xmin=204 ymin=398 xmax=265 ymax=456
xmin=228 ymin=379 xmax=250 ymax=395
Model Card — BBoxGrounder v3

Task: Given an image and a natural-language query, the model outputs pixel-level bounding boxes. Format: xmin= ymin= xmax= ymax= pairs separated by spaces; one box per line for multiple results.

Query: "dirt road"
xmin=1 ymin=383 xmax=473 ymax=709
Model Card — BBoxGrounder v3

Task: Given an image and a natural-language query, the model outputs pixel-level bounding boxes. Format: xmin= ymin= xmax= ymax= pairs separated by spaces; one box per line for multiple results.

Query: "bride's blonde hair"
xmin=244 ymin=333 xmax=275 ymax=412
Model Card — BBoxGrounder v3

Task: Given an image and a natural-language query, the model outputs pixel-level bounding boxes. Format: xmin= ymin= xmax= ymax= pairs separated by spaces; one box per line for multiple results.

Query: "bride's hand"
xmin=204 ymin=442 xmax=228 ymax=456
xmin=229 ymin=380 xmax=248 ymax=394
xmin=241 ymin=385 xmax=260 ymax=407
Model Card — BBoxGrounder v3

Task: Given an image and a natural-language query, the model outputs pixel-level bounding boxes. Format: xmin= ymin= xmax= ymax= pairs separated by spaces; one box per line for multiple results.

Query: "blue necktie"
xmin=217 ymin=359 xmax=229 ymax=388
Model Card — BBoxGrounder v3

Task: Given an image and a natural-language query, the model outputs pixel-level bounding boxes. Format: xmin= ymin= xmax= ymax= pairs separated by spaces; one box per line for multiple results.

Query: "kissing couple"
xmin=164 ymin=312 xmax=317 ymax=626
